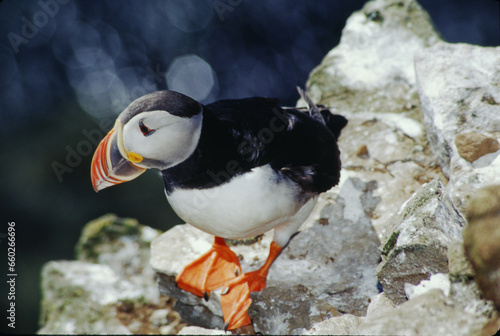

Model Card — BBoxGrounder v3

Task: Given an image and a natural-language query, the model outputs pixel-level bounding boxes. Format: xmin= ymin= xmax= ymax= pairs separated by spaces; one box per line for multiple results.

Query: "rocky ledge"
xmin=38 ymin=0 xmax=500 ymax=334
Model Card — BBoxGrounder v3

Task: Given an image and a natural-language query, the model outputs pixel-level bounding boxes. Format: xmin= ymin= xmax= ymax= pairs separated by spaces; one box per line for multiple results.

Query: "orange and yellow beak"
xmin=91 ymin=121 xmax=146 ymax=192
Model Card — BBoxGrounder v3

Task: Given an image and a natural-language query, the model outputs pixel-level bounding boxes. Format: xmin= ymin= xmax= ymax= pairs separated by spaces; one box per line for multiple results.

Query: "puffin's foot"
xmin=220 ymin=242 xmax=283 ymax=330
xmin=175 ymin=237 xmax=242 ymax=299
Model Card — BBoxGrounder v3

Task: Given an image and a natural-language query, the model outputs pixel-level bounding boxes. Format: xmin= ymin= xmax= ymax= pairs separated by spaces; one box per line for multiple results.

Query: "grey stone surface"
xmin=356 ymin=289 xmax=487 ymax=336
xmin=38 ymin=214 xmax=184 ymax=335
xmin=415 ymin=41 xmax=500 ymax=211
xmin=376 ymin=179 xmax=466 ymax=304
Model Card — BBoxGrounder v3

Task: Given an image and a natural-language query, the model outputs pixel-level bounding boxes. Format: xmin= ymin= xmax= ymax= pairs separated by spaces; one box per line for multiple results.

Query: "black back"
xmin=161 ymin=97 xmax=347 ymax=196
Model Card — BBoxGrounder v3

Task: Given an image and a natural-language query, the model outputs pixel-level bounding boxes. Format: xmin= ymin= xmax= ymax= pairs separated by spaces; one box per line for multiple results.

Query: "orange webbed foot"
xmin=175 ymin=237 xmax=242 ymax=299
xmin=220 ymin=241 xmax=283 ymax=330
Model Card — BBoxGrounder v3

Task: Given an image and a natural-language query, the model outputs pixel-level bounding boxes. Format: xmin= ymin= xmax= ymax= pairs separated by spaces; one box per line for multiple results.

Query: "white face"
xmin=122 ymin=110 xmax=202 ymax=170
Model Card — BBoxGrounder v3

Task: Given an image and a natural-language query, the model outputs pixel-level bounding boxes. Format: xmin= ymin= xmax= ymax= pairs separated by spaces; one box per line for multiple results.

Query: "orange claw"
xmin=221 ymin=241 xmax=283 ymax=330
xmin=176 ymin=237 xmax=242 ymax=299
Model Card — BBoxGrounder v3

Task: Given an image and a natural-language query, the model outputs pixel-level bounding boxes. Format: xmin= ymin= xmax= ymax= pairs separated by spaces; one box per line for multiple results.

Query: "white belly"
xmin=166 ymin=165 xmax=306 ymax=239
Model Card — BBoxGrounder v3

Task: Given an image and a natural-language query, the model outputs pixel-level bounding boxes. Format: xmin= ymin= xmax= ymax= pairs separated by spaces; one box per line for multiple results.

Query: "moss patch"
xmin=75 ymin=214 xmax=154 ymax=261
xmin=381 ymin=231 xmax=400 ymax=256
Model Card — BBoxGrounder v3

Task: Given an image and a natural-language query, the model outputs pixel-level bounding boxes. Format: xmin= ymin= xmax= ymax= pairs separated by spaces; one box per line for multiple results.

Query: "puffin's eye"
xmin=139 ymin=121 xmax=155 ymax=136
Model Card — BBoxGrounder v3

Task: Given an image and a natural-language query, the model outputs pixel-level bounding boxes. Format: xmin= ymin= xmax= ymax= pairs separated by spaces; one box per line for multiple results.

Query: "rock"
xmin=377 ymin=179 xmax=466 ymax=304
xmin=365 ymin=292 xmax=396 ymax=320
xmin=447 ymin=239 xmax=495 ymax=322
xmin=455 ymin=132 xmax=500 ymax=163
xmin=152 ymin=177 xmax=381 ymax=334
xmin=464 ymin=185 xmax=500 ymax=311
xmin=177 ymin=326 xmax=229 ymax=335
xmin=356 ymin=289 xmax=488 ymax=336
xmin=297 ymin=292 xmax=394 ymax=335
xmin=249 ymin=177 xmax=381 ymax=334
xmin=405 ymin=273 xmax=450 ymax=300
xmin=76 ymin=214 xmax=162 ymax=303
xmin=306 ymin=0 xmax=440 ymax=114
xmin=38 ymin=214 xmax=184 ymax=335
xmin=297 ymin=314 xmax=363 ymax=335
xmin=448 ymin=240 xmax=475 ymax=280
xmin=335 ymin=112 xmax=444 ymax=237
xmin=38 ymin=261 xmax=134 ymax=334
xmin=151 ymin=224 xmax=274 ymax=329
xmin=302 ymin=0 xmax=446 ymax=238
xmin=415 ymin=41 xmax=500 ymax=210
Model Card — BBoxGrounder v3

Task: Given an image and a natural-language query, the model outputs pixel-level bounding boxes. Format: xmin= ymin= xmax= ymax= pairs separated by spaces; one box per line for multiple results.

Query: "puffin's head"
xmin=91 ymin=90 xmax=203 ymax=192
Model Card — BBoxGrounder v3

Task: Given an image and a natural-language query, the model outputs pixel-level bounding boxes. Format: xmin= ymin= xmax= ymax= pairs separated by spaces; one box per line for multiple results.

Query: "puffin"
xmin=91 ymin=88 xmax=347 ymax=330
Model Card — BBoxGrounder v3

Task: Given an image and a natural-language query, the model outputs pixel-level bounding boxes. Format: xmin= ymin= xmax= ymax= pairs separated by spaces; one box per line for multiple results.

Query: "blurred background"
xmin=0 ymin=0 xmax=498 ymax=333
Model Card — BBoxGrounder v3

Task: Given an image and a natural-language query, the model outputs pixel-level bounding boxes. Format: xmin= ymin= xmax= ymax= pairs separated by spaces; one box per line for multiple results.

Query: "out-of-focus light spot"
xmin=164 ymin=0 xmax=213 ymax=33
xmin=71 ymin=70 xmax=116 ymax=96
xmin=92 ymin=21 xmax=123 ymax=60
xmin=166 ymin=55 xmax=218 ymax=102
xmin=72 ymin=70 xmax=130 ymax=118
xmin=74 ymin=47 xmax=107 ymax=67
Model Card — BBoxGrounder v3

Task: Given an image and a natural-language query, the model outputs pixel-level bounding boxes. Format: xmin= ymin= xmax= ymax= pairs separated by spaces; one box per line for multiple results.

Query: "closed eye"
xmin=139 ymin=121 xmax=155 ymax=136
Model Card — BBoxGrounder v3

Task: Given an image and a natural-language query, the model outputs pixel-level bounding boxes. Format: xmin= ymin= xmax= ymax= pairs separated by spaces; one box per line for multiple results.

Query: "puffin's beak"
xmin=91 ymin=123 xmax=146 ymax=192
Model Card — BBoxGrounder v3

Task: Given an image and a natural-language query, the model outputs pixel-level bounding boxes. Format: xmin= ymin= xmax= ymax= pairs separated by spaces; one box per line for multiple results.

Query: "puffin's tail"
xmin=297 ymin=87 xmax=347 ymax=139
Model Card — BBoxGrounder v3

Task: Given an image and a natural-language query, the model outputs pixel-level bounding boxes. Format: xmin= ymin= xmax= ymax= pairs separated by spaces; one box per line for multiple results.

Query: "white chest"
xmin=166 ymin=165 xmax=304 ymax=238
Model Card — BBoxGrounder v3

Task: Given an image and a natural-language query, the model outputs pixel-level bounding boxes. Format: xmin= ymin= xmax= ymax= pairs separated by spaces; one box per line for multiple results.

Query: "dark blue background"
xmin=0 ymin=0 xmax=498 ymax=333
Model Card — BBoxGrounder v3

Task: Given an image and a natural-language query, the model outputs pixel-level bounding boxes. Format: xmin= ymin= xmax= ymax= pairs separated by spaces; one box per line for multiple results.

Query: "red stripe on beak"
xmin=91 ymin=128 xmax=115 ymax=192
xmin=90 ymin=127 xmax=146 ymax=192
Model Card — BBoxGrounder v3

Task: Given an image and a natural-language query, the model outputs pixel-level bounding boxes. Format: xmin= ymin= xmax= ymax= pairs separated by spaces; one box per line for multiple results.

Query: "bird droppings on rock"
xmin=404 ymin=273 xmax=450 ymax=300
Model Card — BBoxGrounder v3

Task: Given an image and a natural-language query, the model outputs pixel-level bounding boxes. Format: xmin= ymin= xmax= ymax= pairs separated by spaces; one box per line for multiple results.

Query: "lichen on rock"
xmin=38 ymin=214 xmax=185 ymax=335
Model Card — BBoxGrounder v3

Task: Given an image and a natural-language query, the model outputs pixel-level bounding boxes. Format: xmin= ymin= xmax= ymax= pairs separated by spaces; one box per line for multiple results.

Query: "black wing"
xmin=161 ymin=97 xmax=347 ymax=195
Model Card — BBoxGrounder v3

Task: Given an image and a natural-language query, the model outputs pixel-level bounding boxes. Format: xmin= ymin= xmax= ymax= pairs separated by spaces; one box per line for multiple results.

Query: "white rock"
xmin=415 ymin=41 xmax=500 ymax=210
xmin=365 ymin=292 xmax=396 ymax=320
xmin=38 ymin=261 xmax=134 ymax=334
xmin=149 ymin=309 xmax=171 ymax=326
xmin=305 ymin=0 xmax=440 ymax=113
xmin=177 ymin=326 xmax=229 ymax=335
xmin=357 ymin=289 xmax=487 ymax=336
xmin=404 ymin=273 xmax=450 ymax=300
xmin=300 ymin=314 xmax=364 ymax=335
